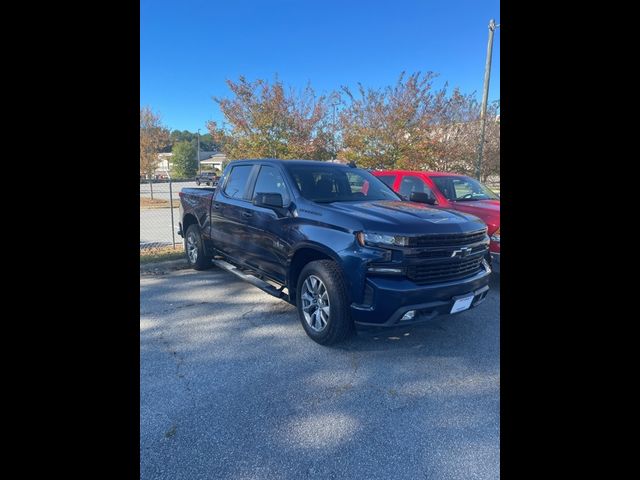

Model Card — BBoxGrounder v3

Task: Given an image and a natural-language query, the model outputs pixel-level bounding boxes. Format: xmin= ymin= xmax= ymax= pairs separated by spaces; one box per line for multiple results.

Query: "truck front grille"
xmin=406 ymin=254 xmax=485 ymax=284
xmin=408 ymin=244 xmax=487 ymax=259
xmin=410 ymin=229 xmax=487 ymax=247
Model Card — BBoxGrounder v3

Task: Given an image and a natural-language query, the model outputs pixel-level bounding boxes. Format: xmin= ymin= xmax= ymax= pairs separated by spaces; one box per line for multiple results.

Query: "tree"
xmin=197 ymin=133 xmax=218 ymax=151
xmin=167 ymin=130 xmax=219 ymax=152
xmin=479 ymin=109 xmax=500 ymax=182
xmin=338 ymin=74 xmax=499 ymax=177
xmin=427 ymin=89 xmax=482 ymax=174
xmin=203 ymin=73 xmax=499 ymax=179
xmin=337 ymin=72 xmax=448 ymax=170
xmin=169 ymin=130 xmax=193 ymax=144
xmin=140 ymin=106 xmax=170 ymax=177
xmin=171 ymin=141 xmax=198 ymax=178
xmin=207 ymin=76 xmax=334 ymax=160
xmin=429 ymin=95 xmax=499 ymax=178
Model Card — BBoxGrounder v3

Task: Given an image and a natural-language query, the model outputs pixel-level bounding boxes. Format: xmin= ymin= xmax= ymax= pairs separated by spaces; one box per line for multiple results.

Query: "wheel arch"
xmin=287 ymin=244 xmax=342 ymax=305
xmin=182 ymin=213 xmax=200 ymax=235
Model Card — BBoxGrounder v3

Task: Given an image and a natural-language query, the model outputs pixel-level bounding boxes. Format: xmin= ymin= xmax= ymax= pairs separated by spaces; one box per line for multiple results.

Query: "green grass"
xmin=140 ymin=245 xmax=184 ymax=264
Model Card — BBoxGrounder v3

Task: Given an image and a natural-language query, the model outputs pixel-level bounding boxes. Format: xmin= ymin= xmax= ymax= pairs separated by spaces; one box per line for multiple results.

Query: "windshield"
xmin=431 ymin=175 xmax=499 ymax=201
xmin=284 ymin=164 xmax=401 ymax=203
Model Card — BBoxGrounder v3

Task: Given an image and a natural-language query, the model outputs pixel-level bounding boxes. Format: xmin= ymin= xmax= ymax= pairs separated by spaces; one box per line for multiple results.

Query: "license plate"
xmin=450 ymin=295 xmax=474 ymax=313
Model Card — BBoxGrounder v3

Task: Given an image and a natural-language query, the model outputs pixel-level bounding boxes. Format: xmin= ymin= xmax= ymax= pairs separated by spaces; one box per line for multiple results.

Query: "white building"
xmin=154 ymin=151 xmax=222 ymax=176
xmin=199 ymin=152 xmax=226 ymax=172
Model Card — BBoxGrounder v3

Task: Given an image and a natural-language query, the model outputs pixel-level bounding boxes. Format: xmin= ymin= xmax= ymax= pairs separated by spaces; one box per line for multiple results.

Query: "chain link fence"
xmin=140 ymin=179 xmax=197 ymax=250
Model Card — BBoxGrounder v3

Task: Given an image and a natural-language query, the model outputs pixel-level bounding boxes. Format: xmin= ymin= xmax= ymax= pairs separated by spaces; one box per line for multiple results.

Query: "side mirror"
xmin=410 ymin=191 xmax=437 ymax=205
xmin=253 ymin=192 xmax=284 ymax=209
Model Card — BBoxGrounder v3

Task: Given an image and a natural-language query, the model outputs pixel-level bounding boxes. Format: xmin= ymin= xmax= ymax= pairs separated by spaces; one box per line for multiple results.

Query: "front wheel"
xmin=196 ymin=180 xmax=201 ymax=186
xmin=296 ymin=260 xmax=354 ymax=345
xmin=184 ymin=225 xmax=212 ymax=270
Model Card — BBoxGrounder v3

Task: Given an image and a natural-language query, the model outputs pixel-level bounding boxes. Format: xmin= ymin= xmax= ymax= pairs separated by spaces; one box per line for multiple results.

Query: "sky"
xmin=140 ymin=0 xmax=500 ymax=133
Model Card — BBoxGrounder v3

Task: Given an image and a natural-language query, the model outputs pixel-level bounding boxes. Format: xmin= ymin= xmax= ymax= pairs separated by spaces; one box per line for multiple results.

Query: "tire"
xmin=184 ymin=224 xmax=212 ymax=270
xmin=196 ymin=180 xmax=201 ymax=186
xmin=296 ymin=260 xmax=354 ymax=345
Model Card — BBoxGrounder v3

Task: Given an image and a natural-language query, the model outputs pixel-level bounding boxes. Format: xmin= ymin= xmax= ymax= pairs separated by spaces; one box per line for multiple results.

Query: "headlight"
xmin=490 ymin=227 xmax=500 ymax=242
xmin=356 ymin=232 xmax=410 ymax=247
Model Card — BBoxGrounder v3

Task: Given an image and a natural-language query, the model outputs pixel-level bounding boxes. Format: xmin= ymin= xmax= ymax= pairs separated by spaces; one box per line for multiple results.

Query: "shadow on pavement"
xmin=140 ymin=266 xmax=500 ymax=480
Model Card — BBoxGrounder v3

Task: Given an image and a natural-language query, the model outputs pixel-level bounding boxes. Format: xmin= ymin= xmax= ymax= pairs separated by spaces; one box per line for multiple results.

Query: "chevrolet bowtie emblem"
xmin=451 ymin=247 xmax=473 ymax=258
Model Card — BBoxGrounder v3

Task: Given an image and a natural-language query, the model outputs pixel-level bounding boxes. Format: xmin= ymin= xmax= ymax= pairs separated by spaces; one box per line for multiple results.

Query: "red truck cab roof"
xmin=375 ymin=170 xmax=467 ymax=177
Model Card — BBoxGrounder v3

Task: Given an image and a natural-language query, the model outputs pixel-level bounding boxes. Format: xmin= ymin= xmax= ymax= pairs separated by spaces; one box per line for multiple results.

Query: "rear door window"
xmin=223 ymin=165 xmax=253 ymax=200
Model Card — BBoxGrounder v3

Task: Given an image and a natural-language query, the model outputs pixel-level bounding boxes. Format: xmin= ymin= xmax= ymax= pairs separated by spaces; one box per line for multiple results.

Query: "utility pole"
xmin=475 ymin=19 xmax=500 ymax=180
xmin=332 ymin=102 xmax=338 ymax=159
xmin=197 ymin=129 xmax=201 ymax=174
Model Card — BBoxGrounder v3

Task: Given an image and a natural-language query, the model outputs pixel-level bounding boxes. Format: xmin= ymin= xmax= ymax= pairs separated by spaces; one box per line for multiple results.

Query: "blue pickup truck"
xmin=178 ymin=159 xmax=491 ymax=345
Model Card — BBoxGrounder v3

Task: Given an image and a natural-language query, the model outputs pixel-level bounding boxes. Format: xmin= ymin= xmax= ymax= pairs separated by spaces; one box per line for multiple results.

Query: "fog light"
xmin=367 ymin=267 xmax=403 ymax=274
xmin=400 ymin=310 xmax=416 ymax=321
xmin=482 ymin=258 xmax=492 ymax=273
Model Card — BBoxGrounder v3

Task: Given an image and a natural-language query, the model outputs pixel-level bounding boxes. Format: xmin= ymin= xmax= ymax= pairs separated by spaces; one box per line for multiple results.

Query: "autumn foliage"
xmin=208 ymin=76 xmax=335 ymax=161
xmin=140 ymin=106 xmax=170 ymax=177
xmin=204 ymin=72 xmax=499 ymax=178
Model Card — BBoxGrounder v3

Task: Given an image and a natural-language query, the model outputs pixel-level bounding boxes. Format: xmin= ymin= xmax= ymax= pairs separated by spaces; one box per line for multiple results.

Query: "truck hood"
xmin=320 ymin=200 xmax=486 ymax=235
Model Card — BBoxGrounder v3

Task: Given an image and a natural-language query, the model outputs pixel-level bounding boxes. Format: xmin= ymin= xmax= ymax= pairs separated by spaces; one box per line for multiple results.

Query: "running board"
xmin=212 ymin=259 xmax=288 ymax=300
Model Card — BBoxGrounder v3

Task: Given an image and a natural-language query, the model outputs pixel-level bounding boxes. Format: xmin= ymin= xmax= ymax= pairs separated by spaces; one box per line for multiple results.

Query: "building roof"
xmin=200 ymin=152 xmax=226 ymax=165
xmin=197 ymin=151 xmax=218 ymax=161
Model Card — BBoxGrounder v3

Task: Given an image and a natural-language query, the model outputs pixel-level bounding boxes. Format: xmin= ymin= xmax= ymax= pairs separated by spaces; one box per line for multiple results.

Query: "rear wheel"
xmin=196 ymin=180 xmax=201 ymax=186
xmin=184 ymin=225 xmax=212 ymax=270
xmin=296 ymin=260 xmax=354 ymax=345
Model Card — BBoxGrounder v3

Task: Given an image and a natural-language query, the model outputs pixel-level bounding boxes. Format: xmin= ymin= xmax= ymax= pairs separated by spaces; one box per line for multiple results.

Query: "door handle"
xmin=213 ymin=202 xmax=221 ymax=209
xmin=242 ymin=211 xmax=253 ymax=218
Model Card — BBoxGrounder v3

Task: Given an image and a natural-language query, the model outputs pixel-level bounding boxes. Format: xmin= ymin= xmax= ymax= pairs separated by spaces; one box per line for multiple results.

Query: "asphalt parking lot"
xmin=140 ymin=266 xmax=500 ymax=480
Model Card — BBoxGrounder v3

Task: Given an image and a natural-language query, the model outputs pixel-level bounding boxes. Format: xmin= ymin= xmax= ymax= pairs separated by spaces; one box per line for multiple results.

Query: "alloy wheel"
xmin=186 ymin=233 xmax=198 ymax=263
xmin=301 ymin=275 xmax=330 ymax=332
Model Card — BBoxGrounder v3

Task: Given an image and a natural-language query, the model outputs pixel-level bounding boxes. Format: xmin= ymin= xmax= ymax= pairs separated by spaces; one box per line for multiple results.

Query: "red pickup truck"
xmin=373 ymin=170 xmax=500 ymax=273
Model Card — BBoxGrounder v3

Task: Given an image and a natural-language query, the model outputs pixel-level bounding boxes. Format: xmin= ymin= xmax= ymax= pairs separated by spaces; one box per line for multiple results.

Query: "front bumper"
xmin=490 ymin=252 xmax=500 ymax=274
xmin=350 ymin=263 xmax=492 ymax=327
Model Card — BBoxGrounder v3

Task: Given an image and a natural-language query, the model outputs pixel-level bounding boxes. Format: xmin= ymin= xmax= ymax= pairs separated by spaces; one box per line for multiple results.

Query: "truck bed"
xmin=179 ymin=187 xmax=216 ymax=234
